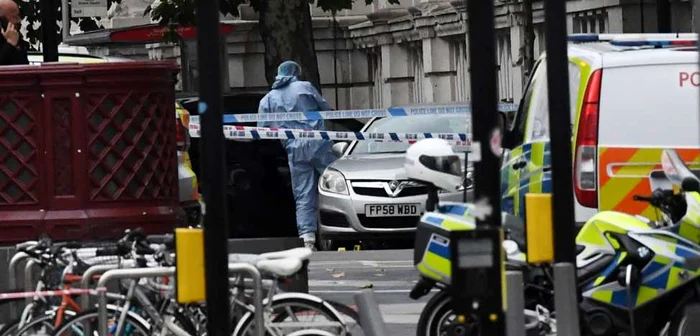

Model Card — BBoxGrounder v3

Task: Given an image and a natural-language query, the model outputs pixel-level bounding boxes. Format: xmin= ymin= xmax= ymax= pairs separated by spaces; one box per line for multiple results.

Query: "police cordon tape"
xmin=189 ymin=125 xmax=473 ymax=146
xmin=0 ymin=288 xmax=106 ymax=300
xmin=188 ymin=103 xmax=518 ymax=125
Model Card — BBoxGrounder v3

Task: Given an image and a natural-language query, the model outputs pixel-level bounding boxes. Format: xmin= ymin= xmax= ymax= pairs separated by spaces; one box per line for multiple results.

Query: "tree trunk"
xmin=258 ymin=0 xmax=321 ymax=91
xmin=522 ymin=0 xmax=535 ymax=84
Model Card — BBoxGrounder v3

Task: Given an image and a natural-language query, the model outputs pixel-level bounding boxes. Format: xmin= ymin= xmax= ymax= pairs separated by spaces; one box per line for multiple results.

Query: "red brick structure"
xmin=0 ymin=61 xmax=179 ymax=243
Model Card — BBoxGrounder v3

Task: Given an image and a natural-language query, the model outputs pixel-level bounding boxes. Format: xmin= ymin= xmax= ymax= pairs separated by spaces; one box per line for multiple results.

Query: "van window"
xmin=526 ymin=62 xmax=582 ymax=143
xmin=598 ymin=63 xmax=700 ymax=147
xmin=511 ymin=62 xmax=542 ymax=147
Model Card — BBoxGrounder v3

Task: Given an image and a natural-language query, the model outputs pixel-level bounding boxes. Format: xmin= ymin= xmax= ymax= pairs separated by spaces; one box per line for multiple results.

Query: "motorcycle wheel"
xmin=416 ymin=290 xmax=543 ymax=336
xmin=668 ymin=303 xmax=700 ymax=336
xmin=416 ymin=290 xmax=479 ymax=336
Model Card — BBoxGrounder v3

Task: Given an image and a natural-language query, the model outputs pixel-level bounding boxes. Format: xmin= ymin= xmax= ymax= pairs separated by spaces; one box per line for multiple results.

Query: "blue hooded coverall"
xmin=257 ymin=61 xmax=337 ymax=242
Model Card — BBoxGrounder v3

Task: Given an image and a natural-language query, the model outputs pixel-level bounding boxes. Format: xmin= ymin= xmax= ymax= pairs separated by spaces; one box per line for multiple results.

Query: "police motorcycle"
xmin=403 ymin=139 xmax=552 ymax=336
xmin=405 ymin=140 xmax=700 ymax=336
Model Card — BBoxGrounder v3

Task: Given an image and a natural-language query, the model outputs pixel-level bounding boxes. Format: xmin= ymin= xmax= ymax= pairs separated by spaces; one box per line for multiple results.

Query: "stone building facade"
xmin=78 ymin=0 xmax=697 ymax=110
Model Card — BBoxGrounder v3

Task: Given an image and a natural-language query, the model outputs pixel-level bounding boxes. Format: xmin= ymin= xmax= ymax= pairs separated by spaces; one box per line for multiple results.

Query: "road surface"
xmin=309 ymin=249 xmax=431 ymax=335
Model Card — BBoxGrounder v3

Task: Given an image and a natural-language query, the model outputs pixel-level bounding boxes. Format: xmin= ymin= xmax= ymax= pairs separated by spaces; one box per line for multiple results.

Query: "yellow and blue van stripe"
xmin=511 ymin=142 xmax=552 ymax=219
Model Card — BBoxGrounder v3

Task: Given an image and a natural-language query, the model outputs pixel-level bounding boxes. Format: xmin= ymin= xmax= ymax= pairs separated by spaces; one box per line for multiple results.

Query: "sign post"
xmin=195 ymin=0 xmax=231 ymax=336
xmin=543 ymin=1 xmax=581 ymax=335
xmin=449 ymin=0 xmax=506 ymax=335
xmin=40 ymin=0 xmax=58 ymax=62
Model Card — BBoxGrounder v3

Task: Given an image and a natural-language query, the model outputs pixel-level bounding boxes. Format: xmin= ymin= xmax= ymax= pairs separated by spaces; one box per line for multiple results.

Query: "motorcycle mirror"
xmin=617 ymin=264 xmax=640 ymax=288
xmin=681 ymin=177 xmax=700 ymax=193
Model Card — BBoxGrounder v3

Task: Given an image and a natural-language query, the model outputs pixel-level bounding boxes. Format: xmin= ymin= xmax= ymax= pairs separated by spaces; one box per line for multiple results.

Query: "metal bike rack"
xmin=354 ymin=289 xmax=387 ymax=336
xmin=8 ymin=251 xmax=29 ymax=318
xmin=79 ymin=263 xmax=130 ymax=310
xmin=97 ymin=267 xmax=176 ymax=336
xmin=96 ymin=263 xmax=263 ymax=336
xmin=23 ymin=259 xmax=39 ymax=307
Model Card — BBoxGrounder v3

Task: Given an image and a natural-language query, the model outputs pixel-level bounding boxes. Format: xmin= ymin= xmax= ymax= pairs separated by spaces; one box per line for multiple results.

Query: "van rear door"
xmin=597 ymin=59 xmax=700 ymax=219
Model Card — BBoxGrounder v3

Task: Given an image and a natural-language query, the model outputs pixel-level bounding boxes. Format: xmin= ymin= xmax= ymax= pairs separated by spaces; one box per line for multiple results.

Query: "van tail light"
xmin=574 ymin=69 xmax=602 ymax=208
xmin=176 ymin=111 xmax=191 ymax=152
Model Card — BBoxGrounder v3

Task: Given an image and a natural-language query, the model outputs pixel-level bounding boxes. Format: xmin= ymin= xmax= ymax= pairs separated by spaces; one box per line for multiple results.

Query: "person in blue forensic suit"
xmin=258 ymin=61 xmax=337 ymax=250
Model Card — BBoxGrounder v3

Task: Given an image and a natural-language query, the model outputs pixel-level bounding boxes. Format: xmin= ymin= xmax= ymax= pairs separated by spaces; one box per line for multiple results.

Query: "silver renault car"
xmin=317 ymin=114 xmax=474 ymax=250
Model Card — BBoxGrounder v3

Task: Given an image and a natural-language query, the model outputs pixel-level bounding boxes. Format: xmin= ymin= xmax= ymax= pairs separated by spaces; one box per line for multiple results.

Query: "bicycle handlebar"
xmin=15 ymin=241 xmax=38 ymax=251
xmin=147 ymin=234 xmax=175 ymax=249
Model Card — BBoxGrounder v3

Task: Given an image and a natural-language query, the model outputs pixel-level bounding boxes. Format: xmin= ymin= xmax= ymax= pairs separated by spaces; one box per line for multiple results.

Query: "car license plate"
xmin=365 ymin=204 xmax=420 ymax=217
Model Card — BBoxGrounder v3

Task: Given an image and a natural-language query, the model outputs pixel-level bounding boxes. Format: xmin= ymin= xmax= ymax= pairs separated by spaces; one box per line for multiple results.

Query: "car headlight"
xmin=320 ymin=169 xmax=349 ymax=195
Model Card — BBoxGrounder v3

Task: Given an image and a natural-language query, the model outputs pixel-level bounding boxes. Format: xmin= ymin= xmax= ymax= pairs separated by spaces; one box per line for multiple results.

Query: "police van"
xmin=500 ymin=33 xmax=700 ymax=226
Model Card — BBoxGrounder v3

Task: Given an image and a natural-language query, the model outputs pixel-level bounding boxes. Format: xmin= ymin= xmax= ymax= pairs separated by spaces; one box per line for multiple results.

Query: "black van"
xmin=177 ymin=92 xmax=364 ymax=239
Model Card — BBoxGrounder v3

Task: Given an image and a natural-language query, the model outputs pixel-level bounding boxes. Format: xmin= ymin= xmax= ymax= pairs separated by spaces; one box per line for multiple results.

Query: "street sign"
xmin=71 ymin=0 xmax=107 ymax=18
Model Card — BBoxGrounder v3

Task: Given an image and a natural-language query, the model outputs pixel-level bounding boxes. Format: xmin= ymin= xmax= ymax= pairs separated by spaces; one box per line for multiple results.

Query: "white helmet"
xmin=404 ymin=138 xmax=463 ymax=191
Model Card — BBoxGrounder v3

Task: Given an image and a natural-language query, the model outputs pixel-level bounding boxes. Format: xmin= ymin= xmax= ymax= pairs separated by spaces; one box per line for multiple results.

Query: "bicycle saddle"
xmin=260 ymin=247 xmax=313 ymax=261
xmin=256 ymin=257 xmax=303 ymax=277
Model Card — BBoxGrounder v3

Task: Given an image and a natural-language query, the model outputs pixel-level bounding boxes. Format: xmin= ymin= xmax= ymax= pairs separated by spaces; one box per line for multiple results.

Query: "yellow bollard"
xmin=525 ymin=193 xmax=554 ymax=264
xmin=175 ymin=228 xmax=206 ymax=303
xmin=338 ymin=247 xmax=346 ymax=252
xmin=354 ymin=245 xmax=361 ymax=251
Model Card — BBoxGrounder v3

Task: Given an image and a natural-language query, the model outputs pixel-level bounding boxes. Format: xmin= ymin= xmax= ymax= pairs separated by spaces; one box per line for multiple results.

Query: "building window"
xmin=368 ymin=49 xmax=382 ymax=108
xmin=496 ymin=29 xmax=514 ymax=104
xmin=534 ymin=23 xmax=546 ymax=56
xmin=452 ymin=39 xmax=469 ymax=102
xmin=409 ymin=45 xmax=425 ymax=104
xmin=573 ymin=10 xmax=608 ymax=34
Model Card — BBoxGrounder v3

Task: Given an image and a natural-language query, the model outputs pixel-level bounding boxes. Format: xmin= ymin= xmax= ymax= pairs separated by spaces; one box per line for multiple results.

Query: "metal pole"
xmin=465 ymin=2 xmax=502 ymax=228
xmin=542 ymin=0 xmax=580 ymax=335
xmin=465 ymin=0 xmax=505 ymax=333
xmin=8 ymin=252 xmax=28 ymax=318
xmin=228 ymin=263 xmax=264 ymax=336
xmin=61 ymin=0 xmax=69 ymax=42
xmin=506 ymin=271 xmax=526 ymax=336
xmin=195 ymin=0 xmax=230 ymax=335
xmin=40 ymin=0 xmax=59 ymax=62
xmin=98 ymin=288 xmax=108 ymax=336
xmin=24 ymin=259 xmax=38 ymax=306
xmin=354 ymin=289 xmax=387 ymax=336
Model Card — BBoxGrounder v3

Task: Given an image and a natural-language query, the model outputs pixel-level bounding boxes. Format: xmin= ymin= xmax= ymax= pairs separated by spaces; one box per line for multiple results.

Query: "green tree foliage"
xmin=146 ymin=0 xmax=398 ymax=90
xmin=16 ymin=0 xmax=122 ymax=47
xmin=145 ymin=0 xmax=399 ymax=42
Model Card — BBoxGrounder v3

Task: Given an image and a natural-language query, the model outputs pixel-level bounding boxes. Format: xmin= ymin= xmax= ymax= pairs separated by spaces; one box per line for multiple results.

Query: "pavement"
xmin=309 ymin=249 xmax=429 ymax=335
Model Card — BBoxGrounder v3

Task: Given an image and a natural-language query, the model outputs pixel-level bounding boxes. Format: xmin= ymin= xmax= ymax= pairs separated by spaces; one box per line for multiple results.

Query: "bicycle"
xmin=51 ymin=230 xmax=358 ymax=336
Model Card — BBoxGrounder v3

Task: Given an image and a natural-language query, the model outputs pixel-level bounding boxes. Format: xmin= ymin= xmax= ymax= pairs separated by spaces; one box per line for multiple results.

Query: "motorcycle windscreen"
xmin=662 ymin=149 xmax=699 ymax=187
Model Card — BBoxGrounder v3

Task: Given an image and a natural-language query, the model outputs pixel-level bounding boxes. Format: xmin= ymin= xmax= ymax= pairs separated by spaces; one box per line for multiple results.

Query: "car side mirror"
xmin=497 ymin=111 xmax=507 ymax=134
xmin=682 ymin=177 xmax=700 ymax=193
xmin=332 ymin=142 xmax=349 ymax=157
xmin=500 ymin=148 xmax=511 ymax=168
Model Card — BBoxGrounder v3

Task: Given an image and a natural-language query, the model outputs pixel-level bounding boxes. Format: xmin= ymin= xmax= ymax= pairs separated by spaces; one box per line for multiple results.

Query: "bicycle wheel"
xmin=50 ymin=308 xmax=151 ymax=336
xmin=13 ymin=313 xmax=56 ymax=336
xmin=325 ymin=300 xmax=363 ymax=336
xmin=234 ymin=295 xmax=349 ymax=336
xmin=0 ymin=304 xmax=75 ymax=336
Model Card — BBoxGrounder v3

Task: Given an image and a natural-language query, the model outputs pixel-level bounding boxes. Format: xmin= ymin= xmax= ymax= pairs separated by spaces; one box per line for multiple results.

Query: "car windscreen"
xmin=350 ymin=115 xmax=469 ymax=155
